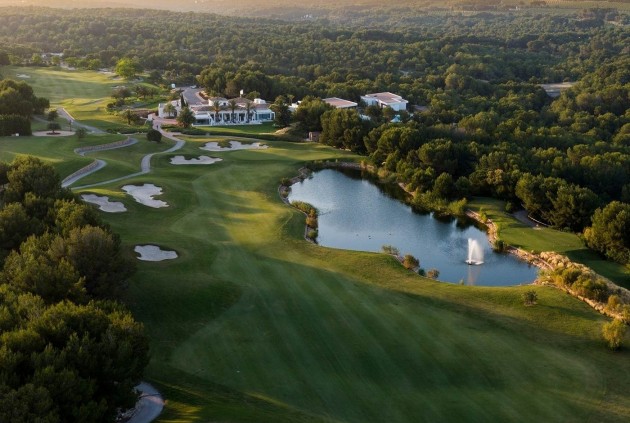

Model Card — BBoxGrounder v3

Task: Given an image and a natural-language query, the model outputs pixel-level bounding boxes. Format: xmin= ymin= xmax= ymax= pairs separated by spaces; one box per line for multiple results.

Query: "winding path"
xmin=126 ymin=383 xmax=165 ymax=423
xmin=58 ymin=108 xmax=106 ymax=134
xmin=61 ymin=138 xmax=138 ymax=188
xmin=71 ymin=130 xmax=185 ymax=190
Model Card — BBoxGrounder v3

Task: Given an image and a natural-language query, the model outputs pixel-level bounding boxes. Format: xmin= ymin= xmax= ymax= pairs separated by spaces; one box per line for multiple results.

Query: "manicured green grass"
xmin=195 ymin=122 xmax=277 ymax=134
xmin=67 ymin=142 xmax=630 ymax=423
xmin=3 ymin=66 xmax=161 ymax=129
xmin=0 ymin=132 xmax=126 ymax=178
xmin=191 ymin=122 xmax=303 ymax=141
xmin=468 ymin=197 xmax=630 ymax=287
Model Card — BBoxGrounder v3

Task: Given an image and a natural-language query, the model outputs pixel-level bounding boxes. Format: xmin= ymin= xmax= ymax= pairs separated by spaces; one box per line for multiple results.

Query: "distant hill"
xmin=0 ymin=0 xmax=628 ymax=20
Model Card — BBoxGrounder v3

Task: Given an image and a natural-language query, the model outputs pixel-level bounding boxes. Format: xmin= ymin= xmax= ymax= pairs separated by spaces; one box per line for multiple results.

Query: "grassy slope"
xmin=3 ymin=66 xmax=160 ymax=130
xmin=69 ymin=139 xmax=630 ymax=422
xmin=468 ymin=198 xmax=630 ymax=288
xmin=0 ymin=132 xmax=126 ymax=178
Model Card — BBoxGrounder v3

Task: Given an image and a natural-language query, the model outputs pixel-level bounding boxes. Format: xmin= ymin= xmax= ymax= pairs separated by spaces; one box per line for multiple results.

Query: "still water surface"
xmin=288 ymin=169 xmax=538 ymax=286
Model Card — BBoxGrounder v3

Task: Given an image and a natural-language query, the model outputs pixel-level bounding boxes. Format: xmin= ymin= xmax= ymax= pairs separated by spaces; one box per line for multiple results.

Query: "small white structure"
xmin=157 ymin=99 xmax=181 ymax=119
xmin=323 ymin=97 xmax=358 ymax=109
xmin=360 ymin=92 xmax=408 ymax=111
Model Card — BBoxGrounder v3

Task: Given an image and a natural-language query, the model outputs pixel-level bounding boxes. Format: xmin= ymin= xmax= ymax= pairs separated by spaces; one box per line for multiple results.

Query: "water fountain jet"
xmin=466 ymin=238 xmax=484 ymax=265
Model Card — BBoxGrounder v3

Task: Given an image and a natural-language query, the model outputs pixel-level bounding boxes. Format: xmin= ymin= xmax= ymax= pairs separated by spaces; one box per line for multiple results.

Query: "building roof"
xmin=363 ymin=92 xmax=408 ymax=104
xmin=323 ymin=97 xmax=358 ymax=108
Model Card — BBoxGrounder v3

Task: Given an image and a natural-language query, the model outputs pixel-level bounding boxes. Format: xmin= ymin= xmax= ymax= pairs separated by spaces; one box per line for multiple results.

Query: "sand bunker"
xmin=32 ymin=130 xmax=75 ymax=137
xmin=82 ymin=194 xmax=127 ymax=213
xmin=122 ymin=184 xmax=169 ymax=208
xmin=16 ymin=74 xmax=30 ymax=78
xmin=170 ymin=155 xmax=223 ymax=165
xmin=200 ymin=141 xmax=268 ymax=151
xmin=134 ymin=245 xmax=178 ymax=261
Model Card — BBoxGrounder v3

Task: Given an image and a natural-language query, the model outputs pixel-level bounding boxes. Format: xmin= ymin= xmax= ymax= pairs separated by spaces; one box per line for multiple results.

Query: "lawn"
xmin=0 ymin=132 xmax=126 ymax=178
xmin=192 ymin=122 xmax=303 ymax=141
xmin=468 ymin=197 xmax=630 ymax=288
xmin=64 ymin=140 xmax=630 ymax=423
xmin=3 ymin=66 xmax=161 ymax=129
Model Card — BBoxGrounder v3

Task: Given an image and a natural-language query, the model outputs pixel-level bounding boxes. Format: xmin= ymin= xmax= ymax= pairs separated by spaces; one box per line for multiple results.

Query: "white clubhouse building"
xmin=158 ymin=96 xmax=275 ymax=126
xmin=360 ymin=92 xmax=408 ymax=111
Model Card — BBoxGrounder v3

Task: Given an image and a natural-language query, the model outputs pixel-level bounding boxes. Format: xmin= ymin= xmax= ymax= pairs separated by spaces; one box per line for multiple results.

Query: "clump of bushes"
xmin=602 ymin=319 xmax=626 ymax=350
xmin=544 ymin=266 xmax=610 ymax=303
xmin=381 ymin=245 xmax=400 ymax=256
xmin=427 ymin=268 xmax=440 ymax=279
xmin=291 ymin=201 xmax=319 ymax=242
xmin=180 ymin=128 xmax=206 ymax=135
xmin=402 ymin=254 xmax=419 ymax=270
xmin=493 ymin=239 xmax=506 ymax=252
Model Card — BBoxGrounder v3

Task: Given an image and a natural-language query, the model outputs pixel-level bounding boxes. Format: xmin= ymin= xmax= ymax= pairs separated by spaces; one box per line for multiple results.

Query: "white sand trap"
xmin=200 ymin=141 xmax=268 ymax=151
xmin=170 ymin=155 xmax=223 ymax=165
xmin=32 ymin=130 xmax=75 ymax=137
xmin=134 ymin=245 xmax=178 ymax=261
xmin=122 ymin=184 xmax=169 ymax=208
xmin=16 ymin=74 xmax=30 ymax=78
xmin=82 ymin=194 xmax=127 ymax=213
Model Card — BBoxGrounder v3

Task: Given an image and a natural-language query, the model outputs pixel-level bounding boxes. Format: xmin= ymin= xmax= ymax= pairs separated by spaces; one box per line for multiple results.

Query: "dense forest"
xmin=0 ymin=118 xmax=149 ymax=419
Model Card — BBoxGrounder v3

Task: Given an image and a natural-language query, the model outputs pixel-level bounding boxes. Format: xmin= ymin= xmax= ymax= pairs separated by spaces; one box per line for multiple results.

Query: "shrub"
xmin=75 ymin=127 xmax=87 ymax=140
xmin=493 ymin=239 xmax=506 ymax=252
xmin=0 ymin=114 xmax=31 ymax=136
xmin=573 ymin=275 xmax=609 ymax=302
xmin=427 ymin=268 xmax=440 ymax=279
xmin=402 ymin=254 xmax=419 ymax=270
xmin=146 ymin=128 xmax=162 ymax=142
xmin=291 ymin=200 xmax=316 ymax=215
xmin=180 ymin=128 xmax=206 ymax=135
xmin=280 ymin=177 xmax=292 ymax=187
xmin=306 ymin=229 xmax=318 ymax=241
xmin=522 ymin=290 xmax=538 ymax=306
xmin=305 ymin=214 xmax=318 ymax=229
xmin=602 ymin=319 xmax=626 ymax=350
xmin=381 ymin=245 xmax=400 ymax=256
xmin=607 ymin=294 xmax=622 ymax=312
xmin=478 ymin=208 xmax=488 ymax=223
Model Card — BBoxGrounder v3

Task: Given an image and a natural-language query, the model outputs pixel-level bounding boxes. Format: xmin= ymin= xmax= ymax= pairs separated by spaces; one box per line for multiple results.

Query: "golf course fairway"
xmin=51 ymin=136 xmax=627 ymax=423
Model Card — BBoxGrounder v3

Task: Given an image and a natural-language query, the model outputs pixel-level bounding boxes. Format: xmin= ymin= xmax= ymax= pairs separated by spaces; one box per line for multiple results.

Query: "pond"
xmin=287 ymin=169 xmax=538 ymax=286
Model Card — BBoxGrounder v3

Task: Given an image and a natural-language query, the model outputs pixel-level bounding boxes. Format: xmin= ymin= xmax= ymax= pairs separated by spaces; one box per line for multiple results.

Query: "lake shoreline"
xmin=281 ymin=162 xmax=539 ymax=286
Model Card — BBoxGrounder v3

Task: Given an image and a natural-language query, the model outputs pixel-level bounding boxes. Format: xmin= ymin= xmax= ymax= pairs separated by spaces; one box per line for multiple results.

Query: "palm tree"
xmin=212 ymin=101 xmax=223 ymax=125
xmin=228 ymin=99 xmax=238 ymax=123
xmin=121 ymin=108 xmax=135 ymax=125
xmin=245 ymin=101 xmax=253 ymax=123
xmin=163 ymin=103 xmax=176 ymax=118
